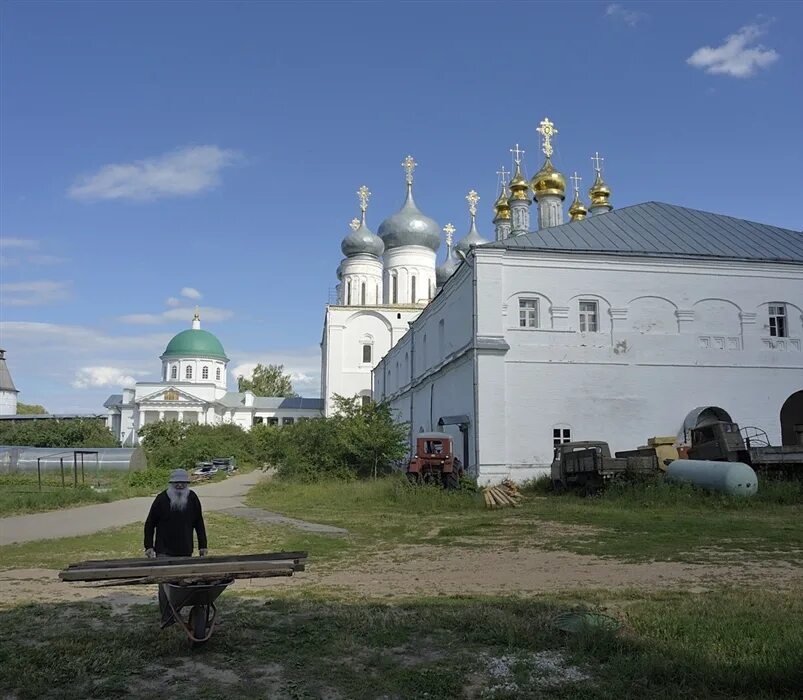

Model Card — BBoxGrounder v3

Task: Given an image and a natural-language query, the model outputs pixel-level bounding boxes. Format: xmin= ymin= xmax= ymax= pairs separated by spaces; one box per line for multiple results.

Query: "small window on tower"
xmin=411 ymin=275 xmax=417 ymax=303
xmin=392 ymin=275 xmax=398 ymax=304
xmin=362 ymin=344 xmax=372 ymax=363
xmin=769 ymin=303 xmax=787 ymax=337
xmin=185 ymin=366 xmax=193 ymax=380
xmin=171 ymin=366 xmax=177 ymax=380
xmin=361 ymin=282 xmax=366 ymax=305
xmin=216 ymin=367 xmax=221 ymax=381
xmin=202 ymin=366 xmax=209 ymax=380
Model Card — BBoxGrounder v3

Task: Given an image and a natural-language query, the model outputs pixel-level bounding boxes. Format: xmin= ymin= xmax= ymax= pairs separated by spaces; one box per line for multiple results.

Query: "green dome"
xmin=161 ymin=329 xmax=227 ymax=360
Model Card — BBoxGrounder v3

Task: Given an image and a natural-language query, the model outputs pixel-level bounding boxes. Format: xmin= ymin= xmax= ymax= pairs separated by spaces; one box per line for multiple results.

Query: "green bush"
xmin=0 ymin=418 xmax=118 ymax=448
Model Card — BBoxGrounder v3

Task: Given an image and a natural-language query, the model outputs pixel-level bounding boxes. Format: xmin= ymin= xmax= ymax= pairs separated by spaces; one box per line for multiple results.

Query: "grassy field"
xmin=0 ymin=466 xmax=251 ymax=517
xmin=0 ymin=589 xmax=800 ymax=699
xmin=0 ymin=475 xmax=801 ymax=699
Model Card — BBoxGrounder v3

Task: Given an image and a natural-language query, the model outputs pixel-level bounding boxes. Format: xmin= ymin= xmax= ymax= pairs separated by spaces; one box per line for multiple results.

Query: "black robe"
xmin=143 ymin=490 xmax=207 ymax=557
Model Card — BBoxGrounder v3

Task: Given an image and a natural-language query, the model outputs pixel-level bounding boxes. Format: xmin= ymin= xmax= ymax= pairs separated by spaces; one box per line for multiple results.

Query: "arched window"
xmin=346 ymin=280 xmax=352 ymax=305
xmin=171 ymin=366 xmax=177 ymax=380
xmin=216 ymin=367 xmax=221 ymax=381
xmin=185 ymin=365 xmax=193 ymax=380
xmin=362 ymin=344 xmax=372 ymax=363
xmin=202 ymin=366 xmax=209 ymax=380
xmin=361 ymin=282 xmax=366 ymax=305
xmin=411 ymin=275 xmax=417 ymax=303
xmin=392 ymin=274 xmax=398 ymax=304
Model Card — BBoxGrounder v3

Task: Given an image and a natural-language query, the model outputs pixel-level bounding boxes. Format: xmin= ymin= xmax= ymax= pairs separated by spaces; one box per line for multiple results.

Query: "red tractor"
xmin=407 ymin=432 xmax=462 ymax=489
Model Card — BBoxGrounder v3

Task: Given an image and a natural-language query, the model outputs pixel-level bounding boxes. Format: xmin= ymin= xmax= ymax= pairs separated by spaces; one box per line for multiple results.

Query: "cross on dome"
xmin=466 ymin=190 xmax=480 ymax=217
xmin=349 ymin=218 xmax=360 ymax=231
xmin=496 ymin=165 xmax=510 ymax=189
xmin=509 ymin=144 xmax=525 ymax=166
xmin=357 ymin=185 xmax=371 ymax=212
xmin=536 ymin=117 xmax=558 ymax=158
xmin=402 ymin=155 xmax=417 ymax=184
xmin=591 ymin=151 xmax=605 ymax=175
xmin=570 ymin=172 xmax=582 ymax=194
xmin=443 ymin=223 xmax=455 ymax=247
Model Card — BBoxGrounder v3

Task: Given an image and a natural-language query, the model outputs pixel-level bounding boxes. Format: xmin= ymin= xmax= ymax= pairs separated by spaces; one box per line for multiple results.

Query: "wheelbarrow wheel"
xmin=189 ymin=605 xmax=208 ymax=647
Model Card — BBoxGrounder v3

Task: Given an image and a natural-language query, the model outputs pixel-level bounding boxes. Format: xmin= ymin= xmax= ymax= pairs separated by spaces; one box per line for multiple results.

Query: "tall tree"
xmin=16 ymin=402 xmax=47 ymax=415
xmin=237 ymin=363 xmax=297 ymax=397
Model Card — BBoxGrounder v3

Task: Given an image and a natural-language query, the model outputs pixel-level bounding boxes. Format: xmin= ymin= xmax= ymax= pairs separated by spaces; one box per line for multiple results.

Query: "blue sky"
xmin=1 ymin=1 xmax=801 ymax=412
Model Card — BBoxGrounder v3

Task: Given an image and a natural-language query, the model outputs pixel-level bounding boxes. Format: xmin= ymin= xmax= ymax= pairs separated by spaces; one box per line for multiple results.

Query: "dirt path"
xmin=2 ymin=544 xmax=799 ymax=609
xmin=0 ymin=471 xmax=268 ymax=545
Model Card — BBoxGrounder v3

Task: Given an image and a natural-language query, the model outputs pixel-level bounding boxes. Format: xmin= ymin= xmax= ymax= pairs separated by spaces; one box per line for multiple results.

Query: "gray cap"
xmin=341 ymin=216 xmax=385 ymax=258
xmin=169 ymin=468 xmax=190 ymax=483
xmin=378 ymin=185 xmax=440 ymax=252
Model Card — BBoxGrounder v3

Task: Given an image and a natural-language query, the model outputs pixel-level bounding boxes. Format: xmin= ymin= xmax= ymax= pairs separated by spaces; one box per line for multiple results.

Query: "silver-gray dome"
xmin=436 ymin=247 xmax=461 ymax=287
xmin=454 ymin=218 xmax=490 ymax=256
xmin=341 ymin=217 xmax=384 ymax=258
xmin=378 ymin=186 xmax=441 ymax=252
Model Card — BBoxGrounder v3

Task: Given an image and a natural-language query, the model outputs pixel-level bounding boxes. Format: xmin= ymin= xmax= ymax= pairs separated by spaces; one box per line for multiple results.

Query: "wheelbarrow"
xmin=163 ymin=578 xmax=234 ymax=647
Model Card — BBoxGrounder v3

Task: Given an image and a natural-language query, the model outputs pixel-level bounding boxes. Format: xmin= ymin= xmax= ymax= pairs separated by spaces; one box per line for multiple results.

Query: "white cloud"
xmin=687 ymin=22 xmax=779 ymax=77
xmin=231 ymin=349 xmax=321 ymax=398
xmin=0 ymin=237 xmax=38 ymax=249
xmin=1 ymin=280 xmax=71 ymax=306
xmin=166 ymin=296 xmax=182 ymax=307
xmin=67 ymin=145 xmax=242 ymax=202
xmin=118 ymin=305 xmax=234 ymax=325
xmin=181 ymin=287 xmax=202 ymax=300
xmin=605 ymin=3 xmax=645 ymax=27
xmin=72 ymin=366 xmax=142 ymax=389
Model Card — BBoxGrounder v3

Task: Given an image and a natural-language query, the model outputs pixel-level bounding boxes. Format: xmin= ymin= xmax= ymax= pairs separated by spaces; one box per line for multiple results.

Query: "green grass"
xmin=0 ymin=588 xmax=799 ymax=699
xmin=243 ymin=474 xmax=803 ymax=565
xmin=0 ymin=512 xmax=348 ymax=570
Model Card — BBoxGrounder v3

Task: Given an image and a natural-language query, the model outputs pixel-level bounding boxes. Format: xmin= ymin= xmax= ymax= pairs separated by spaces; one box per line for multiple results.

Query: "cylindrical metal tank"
xmin=666 ymin=459 xmax=758 ymax=497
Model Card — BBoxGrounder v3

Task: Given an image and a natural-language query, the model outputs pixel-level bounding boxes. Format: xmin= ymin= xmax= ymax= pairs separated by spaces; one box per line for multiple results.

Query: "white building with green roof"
xmin=104 ymin=313 xmax=322 ymax=445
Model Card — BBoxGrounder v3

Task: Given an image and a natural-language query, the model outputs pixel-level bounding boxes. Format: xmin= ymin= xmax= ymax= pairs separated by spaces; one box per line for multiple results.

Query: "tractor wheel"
xmin=406 ymin=472 xmax=420 ymax=485
xmin=443 ymin=470 xmax=460 ymax=490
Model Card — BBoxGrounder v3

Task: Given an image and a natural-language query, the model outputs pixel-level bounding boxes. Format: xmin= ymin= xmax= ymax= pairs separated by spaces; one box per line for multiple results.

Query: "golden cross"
xmin=570 ymin=172 xmax=582 ymax=195
xmin=357 ymin=185 xmax=371 ymax=212
xmin=402 ymin=155 xmax=417 ymax=184
xmin=509 ymin=143 xmax=524 ymax=165
xmin=349 ymin=218 xmax=360 ymax=231
xmin=466 ymin=190 xmax=480 ymax=217
xmin=591 ymin=151 xmax=604 ymax=174
xmin=443 ymin=223 xmax=455 ymax=247
xmin=536 ymin=117 xmax=558 ymax=158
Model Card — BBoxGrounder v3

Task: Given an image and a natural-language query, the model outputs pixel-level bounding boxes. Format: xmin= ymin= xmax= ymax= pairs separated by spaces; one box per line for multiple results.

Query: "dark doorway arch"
xmin=682 ymin=406 xmax=733 ymax=442
xmin=780 ymin=391 xmax=803 ymax=446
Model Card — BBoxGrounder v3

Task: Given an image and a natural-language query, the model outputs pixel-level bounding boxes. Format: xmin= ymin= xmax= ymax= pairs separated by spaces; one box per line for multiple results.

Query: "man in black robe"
xmin=144 ymin=468 xmax=208 ymax=627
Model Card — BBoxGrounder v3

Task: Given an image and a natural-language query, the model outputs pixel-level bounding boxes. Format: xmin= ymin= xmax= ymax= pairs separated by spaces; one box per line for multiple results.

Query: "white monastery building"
xmin=321 ymin=118 xmax=803 ymax=483
xmin=105 ymin=313 xmax=322 ymax=445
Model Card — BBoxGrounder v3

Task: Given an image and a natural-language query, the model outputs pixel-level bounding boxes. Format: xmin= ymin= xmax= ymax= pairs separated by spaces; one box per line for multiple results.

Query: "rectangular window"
xmin=411 ymin=276 xmax=416 ymax=303
xmin=362 ymin=344 xmax=372 ymax=363
xmin=252 ymin=416 xmax=264 ymax=426
xmin=579 ymin=300 xmax=598 ymax=332
xmin=392 ymin=276 xmax=398 ymax=304
xmin=519 ymin=299 xmax=538 ymax=328
xmin=361 ymin=395 xmax=371 ymax=407
xmin=282 ymin=417 xmax=295 ymax=426
xmin=553 ymin=428 xmax=571 ymax=447
xmin=769 ymin=303 xmax=787 ymax=337
xmin=267 ymin=418 xmax=279 ymax=426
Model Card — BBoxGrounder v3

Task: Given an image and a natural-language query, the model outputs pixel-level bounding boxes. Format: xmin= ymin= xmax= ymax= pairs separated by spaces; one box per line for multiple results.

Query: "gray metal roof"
xmin=0 ymin=350 xmax=18 ymax=393
xmin=486 ymin=202 xmax=803 ymax=263
xmin=103 ymin=394 xmax=123 ymax=409
xmin=219 ymin=393 xmax=323 ymax=411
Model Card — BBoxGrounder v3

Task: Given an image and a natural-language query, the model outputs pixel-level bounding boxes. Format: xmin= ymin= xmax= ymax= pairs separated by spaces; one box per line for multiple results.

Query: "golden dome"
xmin=530 ymin=158 xmax=566 ymax=200
xmin=568 ymin=190 xmax=588 ymax=221
xmin=508 ymin=162 xmax=531 ymax=201
xmin=588 ymin=170 xmax=612 ymax=208
xmin=493 ymin=187 xmax=511 ymax=220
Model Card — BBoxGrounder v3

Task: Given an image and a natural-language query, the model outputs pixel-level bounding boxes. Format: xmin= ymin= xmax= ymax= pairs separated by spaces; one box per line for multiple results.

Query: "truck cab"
xmin=688 ymin=421 xmax=750 ymax=463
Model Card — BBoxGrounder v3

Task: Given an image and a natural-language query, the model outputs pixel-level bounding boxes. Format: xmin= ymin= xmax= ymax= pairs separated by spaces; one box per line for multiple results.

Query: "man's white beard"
xmin=167 ymin=486 xmax=190 ymax=511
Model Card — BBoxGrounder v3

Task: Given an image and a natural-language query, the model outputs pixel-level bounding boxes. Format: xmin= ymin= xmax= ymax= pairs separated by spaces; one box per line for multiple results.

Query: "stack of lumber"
xmin=59 ymin=551 xmax=307 ymax=586
xmin=483 ymin=481 xmax=523 ymax=509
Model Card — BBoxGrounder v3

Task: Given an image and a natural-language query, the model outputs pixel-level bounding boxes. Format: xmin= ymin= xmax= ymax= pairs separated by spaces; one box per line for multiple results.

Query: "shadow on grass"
xmin=0 ymin=590 xmax=800 ymax=700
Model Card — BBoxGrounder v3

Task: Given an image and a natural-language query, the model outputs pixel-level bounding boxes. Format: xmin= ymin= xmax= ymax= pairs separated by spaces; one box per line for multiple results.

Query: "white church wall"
xmin=341 ymin=255 xmax=383 ymax=306
xmin=383 ymin=246 xmax=436 ymax=305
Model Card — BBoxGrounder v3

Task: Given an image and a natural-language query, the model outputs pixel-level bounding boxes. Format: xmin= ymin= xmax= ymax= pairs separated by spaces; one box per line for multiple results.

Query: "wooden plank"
xmin=66 ymin=551 xmax=307 ymax=570
xmin=60 ymin=560 xmax=303 ymax=582
xmin=80 ymin=569 xmax=299 ymax=586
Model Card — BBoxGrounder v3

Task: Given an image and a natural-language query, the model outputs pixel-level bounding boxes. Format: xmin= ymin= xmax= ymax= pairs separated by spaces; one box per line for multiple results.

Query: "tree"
xmin=237 ymin=363 xmax=297 ymax=397
xmin=16 ymin=402 xmax=47 ymax=415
